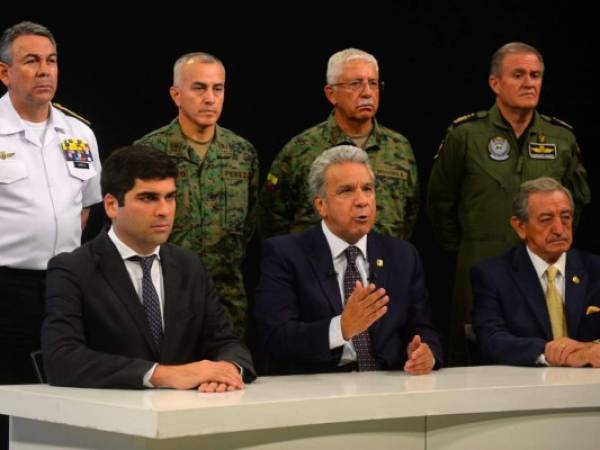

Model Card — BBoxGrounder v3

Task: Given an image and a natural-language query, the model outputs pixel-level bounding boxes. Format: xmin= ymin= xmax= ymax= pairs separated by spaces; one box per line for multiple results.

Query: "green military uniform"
xmin=135 ymin=119 xmax=259 ymax=337
xmin=427 ymin=104 xmax=590 ymax=365
xmin=259 ymin=113 xmax=419 ymax=239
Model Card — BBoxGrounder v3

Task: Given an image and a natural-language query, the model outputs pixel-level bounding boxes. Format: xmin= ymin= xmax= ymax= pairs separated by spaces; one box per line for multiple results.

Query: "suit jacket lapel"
xmin=564 ymin=249 xmax=588 ymax=337
xmin=159 ymin=244 xmax=183 ymax=355
xmin=511 ymin=245 xmax=553 ymax=340
xmin=366 ymin=233 xmax=387 ymax=336
xmin=93 ymin=233 xmax=160 ymax=358
xmin=306 ymin=226 xmax=343 ymax=315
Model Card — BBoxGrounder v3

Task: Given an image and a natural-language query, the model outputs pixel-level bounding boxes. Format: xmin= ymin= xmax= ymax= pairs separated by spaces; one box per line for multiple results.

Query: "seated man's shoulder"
xmin=571 ymin=247 xmax=600 ymax=270
xmin=371 ymin=232 xmax=418 ymax=258
xmin=472 ymin=246 xmax=520 ymax=276
xmin=47 ymin=239 xmax=97 ymax=273
xmin=161 ymin=242 xmax=204 ymax=267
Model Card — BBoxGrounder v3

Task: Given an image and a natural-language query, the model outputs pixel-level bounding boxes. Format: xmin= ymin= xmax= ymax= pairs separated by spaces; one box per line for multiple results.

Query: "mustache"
xmin=357 ymin=99 xmax=374 ymax=107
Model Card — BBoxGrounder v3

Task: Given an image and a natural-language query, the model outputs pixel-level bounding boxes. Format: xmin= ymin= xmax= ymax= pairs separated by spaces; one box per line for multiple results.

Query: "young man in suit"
xmin=472 ymin=177 xmax=600 ymax=367
xmin=42 ymin=146 xmax=255 ymax=391
xmin=255 ymin=145 xmax=441 ymax=374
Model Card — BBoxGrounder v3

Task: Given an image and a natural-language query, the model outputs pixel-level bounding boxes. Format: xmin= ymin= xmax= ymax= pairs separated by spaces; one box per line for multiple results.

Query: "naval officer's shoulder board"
xmin=53 ymin=103 xmax=91 ymax=127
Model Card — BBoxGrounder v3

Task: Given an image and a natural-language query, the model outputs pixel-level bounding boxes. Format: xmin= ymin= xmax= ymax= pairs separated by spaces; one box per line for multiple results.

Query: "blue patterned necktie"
xmin=129 ymin=255 xmax=163 ymax=346
xmin=343 ymin=246 xmax=378 ymax=371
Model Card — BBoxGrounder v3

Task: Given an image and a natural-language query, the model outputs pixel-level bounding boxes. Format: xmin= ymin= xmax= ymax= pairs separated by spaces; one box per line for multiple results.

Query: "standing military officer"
xmin=0 ymin=21 xmax=102 ymax=449
xmin=135 ymin=52 xmax=258 ymax=338
xmin=427 ymin=42 xmax=590 ymax=365
xmin=259 ymin=48 xmax=418 ymax=240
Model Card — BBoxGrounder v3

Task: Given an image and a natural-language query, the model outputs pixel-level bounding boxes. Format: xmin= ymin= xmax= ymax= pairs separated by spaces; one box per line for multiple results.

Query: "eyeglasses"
xmin=329 ymin=80 xmax=385 ymax=92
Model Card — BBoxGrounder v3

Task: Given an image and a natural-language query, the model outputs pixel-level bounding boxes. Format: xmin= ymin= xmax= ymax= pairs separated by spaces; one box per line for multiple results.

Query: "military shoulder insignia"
xmin=488 ymin=136 xmax=510 ymax=161
xmin=0 ymin=151 xmax=16 ymax=160
xmin=264 ymin=172 xmax=279 ymax=192
xmin=53 ymin=103 xmax=91 ymax=126
xmin=451 ymin=111 xmax=487 ymax=128
xmin=541 ymin=114 xmax=574 ymax=130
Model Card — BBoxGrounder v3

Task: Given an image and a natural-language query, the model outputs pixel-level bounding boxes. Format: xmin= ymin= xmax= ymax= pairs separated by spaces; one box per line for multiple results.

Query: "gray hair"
xmin=173 ymin=52 xmax=225 ymax=86
xmin=326 ymin=48 xmax=379 ymax=85
xmin=512 ymin=177 xmax=574 ymax=223
xmin=0 ymin=21 xmax=56 ymax=64
xmin=490 ymin=42 xmax=544 ymax=77
xmin=308 ymin=145 xmax=375 ymax=200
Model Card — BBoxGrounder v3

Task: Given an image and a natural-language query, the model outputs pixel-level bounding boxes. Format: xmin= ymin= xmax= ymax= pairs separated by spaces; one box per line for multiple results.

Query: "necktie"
xmin=343 ymin=246 xmax=378 ymax=371
xmin=545 ymin=265 xmax=567 ymax=339
xmin=129 ymin=255 xmax=163 ymax=346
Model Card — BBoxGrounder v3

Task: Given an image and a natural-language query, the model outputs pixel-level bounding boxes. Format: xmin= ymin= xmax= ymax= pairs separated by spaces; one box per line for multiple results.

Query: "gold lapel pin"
xmin=572 ymin=276 xmax=580 ymax=284
xmin=376 ymin=259 xmax=384 ymax=268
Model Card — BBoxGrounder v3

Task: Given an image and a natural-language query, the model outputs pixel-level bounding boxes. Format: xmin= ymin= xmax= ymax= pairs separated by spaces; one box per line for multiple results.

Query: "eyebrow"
xmin=23 ymin=52 xmax=57 ymax=59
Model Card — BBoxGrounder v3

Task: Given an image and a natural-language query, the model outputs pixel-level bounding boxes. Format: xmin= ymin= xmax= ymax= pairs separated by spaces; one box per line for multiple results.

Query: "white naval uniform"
xmin=0 ymin=93 xmax=102 ymax=270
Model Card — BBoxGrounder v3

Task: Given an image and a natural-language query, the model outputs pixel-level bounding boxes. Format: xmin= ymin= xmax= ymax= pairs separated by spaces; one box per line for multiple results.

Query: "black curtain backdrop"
xmin=3 ymin=4 xmax=597 ymax=362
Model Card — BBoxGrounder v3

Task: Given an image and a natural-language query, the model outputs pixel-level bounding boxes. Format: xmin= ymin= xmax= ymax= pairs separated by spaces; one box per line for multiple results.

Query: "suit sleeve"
xmin=471 ymin=264 xmax=546 ymax=366
xmin=255 ymin=239 xmax=342 ymax=365
xmin=405 ymin=244 xmax=443 ymax=368
xmin=427 ymin=128 xmax=465 ymax=251
xmin=41 ymin=255 xmax=154 ymax=388
xmin=194 ymin=258 xmax=256 ymax=382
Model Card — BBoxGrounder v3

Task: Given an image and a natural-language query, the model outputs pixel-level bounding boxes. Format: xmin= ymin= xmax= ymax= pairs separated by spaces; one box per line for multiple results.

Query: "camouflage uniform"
xmin=427 ymin=104 xmax=590 ymax=365
xmin=259 ymin=113 xmax=418 ymax=239
xmin=135 ymin=119 xmax=259 ymax=337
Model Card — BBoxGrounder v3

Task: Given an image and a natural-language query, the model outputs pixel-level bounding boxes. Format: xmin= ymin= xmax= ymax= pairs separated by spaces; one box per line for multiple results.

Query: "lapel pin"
xmin=376 ymin=259 xmax=384 ymax=268
xmin=572 ymin=276 xmax=580 ymax=284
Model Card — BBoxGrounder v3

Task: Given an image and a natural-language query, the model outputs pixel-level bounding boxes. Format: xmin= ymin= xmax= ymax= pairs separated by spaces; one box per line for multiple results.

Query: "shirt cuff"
xmin=536 ymin=353 xmax=549 ymax=366
xmin=143 ymin=363 xmax=158 ymax=387
xmin=329 ymin=315 xmax=349 ymax=349
xmin=229 ymin=361 xmax=244 ymax=378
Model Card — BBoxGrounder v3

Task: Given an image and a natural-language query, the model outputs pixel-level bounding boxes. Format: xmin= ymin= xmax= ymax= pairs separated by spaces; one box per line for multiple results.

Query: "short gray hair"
xmin=490 ymin=42 xmax=544 ymax=77
xmin=0 ymin=21 xmax=56 ymax=64
xmin=512 ymin=177 xmax=574 ymax=223
xmin=326 ymin=48 xmax=379 ymax=85
xmin=173 ymin=52 xmax=225 ymax=86
xmin=308 ymin=145 xmax=374 ymax=200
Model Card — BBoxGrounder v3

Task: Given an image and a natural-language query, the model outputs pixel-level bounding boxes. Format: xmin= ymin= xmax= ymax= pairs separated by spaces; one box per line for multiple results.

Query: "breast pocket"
xmin=66 ymin=161 xmax=97 ymax=182
xmin=0 ymin=160 xmax=34 ymax=207
xmin=223 ymin=170 xmax=250 ymax=233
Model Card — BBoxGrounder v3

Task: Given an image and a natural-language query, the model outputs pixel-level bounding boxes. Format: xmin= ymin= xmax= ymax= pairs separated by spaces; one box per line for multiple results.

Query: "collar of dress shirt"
xmin=321 ymin=221 xmax=368 ymax=261
xmin=526 ymin=246 xmax=566 ymax=281
xmin=107 ymin=227 xmax=161 ymax=261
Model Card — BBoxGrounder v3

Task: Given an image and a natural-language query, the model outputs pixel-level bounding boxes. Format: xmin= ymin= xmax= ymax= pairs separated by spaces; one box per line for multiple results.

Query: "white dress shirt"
xmin=526 ymin=247 xmax=567 ymax=365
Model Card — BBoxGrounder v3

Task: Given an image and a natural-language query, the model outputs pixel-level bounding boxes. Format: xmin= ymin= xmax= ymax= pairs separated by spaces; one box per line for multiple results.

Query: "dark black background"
xmin=2 ymin=4 xmax=597 ymax=357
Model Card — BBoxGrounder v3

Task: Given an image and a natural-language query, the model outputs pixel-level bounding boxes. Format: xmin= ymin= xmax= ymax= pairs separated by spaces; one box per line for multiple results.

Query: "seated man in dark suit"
xmin=42 ymin=146 xmax=255 ymax=391
xmin=472 ymin=177 xmax=600 ymax=367
xmin=255 ymin=145 xmax=442 ymax=374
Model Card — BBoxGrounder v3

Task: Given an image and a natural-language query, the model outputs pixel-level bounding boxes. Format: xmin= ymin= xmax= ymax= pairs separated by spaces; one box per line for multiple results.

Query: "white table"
xmin=1 ymin=366 xmax=600 ymax=449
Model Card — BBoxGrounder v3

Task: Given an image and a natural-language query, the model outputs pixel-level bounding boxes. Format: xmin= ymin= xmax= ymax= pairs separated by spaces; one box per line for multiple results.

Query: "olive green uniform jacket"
xmin=427 ymin=104 xmax=590 ymax=364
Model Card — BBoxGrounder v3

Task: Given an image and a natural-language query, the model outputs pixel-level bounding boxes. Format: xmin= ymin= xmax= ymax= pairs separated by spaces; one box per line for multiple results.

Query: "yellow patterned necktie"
xmin=545 ymin=265 xmax=567 ymax=339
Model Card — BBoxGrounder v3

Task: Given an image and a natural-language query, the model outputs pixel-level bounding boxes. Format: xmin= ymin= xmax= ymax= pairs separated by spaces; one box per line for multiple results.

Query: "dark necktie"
xmin=129 ymin=255 xmax=163 ymax=346
xmin=343 ymin=246 xmax=378 ymax=371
